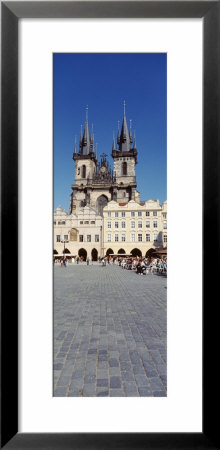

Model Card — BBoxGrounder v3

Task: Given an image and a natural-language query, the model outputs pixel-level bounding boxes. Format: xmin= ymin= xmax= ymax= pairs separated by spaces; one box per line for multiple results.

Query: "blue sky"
xmin=54 ymin=53 xmax=167 ymax=212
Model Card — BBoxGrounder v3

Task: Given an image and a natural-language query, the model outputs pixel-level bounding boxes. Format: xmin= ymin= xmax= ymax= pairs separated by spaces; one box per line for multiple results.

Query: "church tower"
xmin=70 ymin=103 xmax=140 ymax=215
xmin=112 ymin=102 xmax=139 ymax=203
xmin=70 ymin=107 xmax=98 ymax=213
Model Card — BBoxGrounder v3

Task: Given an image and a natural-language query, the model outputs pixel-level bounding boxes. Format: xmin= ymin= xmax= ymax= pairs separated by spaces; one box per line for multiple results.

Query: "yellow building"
xmin=53 ymin=206 xmax=103 ymax=261
xmin=103 ymin=199 xmax=167 ymax=258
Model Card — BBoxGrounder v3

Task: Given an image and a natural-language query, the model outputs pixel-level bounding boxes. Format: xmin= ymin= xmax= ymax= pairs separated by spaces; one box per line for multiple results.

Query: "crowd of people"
xmin=54 ymin=254 xmax=167 ymax=275
xmin=99 ymin=255 xmax=167 ymax=275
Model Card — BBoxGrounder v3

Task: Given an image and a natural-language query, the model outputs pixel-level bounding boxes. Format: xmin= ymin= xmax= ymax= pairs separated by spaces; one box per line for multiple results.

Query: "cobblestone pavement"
xmin=53 ymin=263 xmax=167 ymax=397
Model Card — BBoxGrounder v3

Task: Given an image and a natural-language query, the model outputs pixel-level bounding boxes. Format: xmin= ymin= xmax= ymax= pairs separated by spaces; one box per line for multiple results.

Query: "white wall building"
xmin=103 ymin=199 xmax=167 ymax=257
xmin=53 ymin=206 xmax=103 ymax=261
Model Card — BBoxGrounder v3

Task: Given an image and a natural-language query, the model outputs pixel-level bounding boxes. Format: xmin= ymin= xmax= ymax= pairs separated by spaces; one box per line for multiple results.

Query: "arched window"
xmin=96 ymin=195 xmax=108 ymax=216
xmin=122 ymin=162 xmax=127 ymax=175
xmin=82 ymin=165 xmax=86 ymax=178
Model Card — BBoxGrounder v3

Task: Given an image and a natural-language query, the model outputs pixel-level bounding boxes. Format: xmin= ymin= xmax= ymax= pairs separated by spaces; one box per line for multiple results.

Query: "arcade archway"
xmin=91 ymin=248 xmax=98 ymax=261
xmin=145 ymin=248 xmax=156 ymax=258
xmin=106 ymin=248 xmax=114 ymax=256
xmin=78 ymin=248 xmax=87 ymax=260
xmin=131 ymin=248 xmax=142 ymax=257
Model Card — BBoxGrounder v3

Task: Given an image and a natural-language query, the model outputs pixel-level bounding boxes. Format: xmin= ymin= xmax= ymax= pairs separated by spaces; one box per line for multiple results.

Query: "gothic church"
xmin=70 ymin=104 xmax=140 ymax=216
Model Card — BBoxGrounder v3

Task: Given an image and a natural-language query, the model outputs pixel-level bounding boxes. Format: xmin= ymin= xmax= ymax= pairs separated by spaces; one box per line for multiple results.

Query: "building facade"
xmin=70 ymin=104 xmax=140 ymax=216
xmin=54 ymin=104 xmax=167 ymax=260
xmin=53 ymin=206 xmax=103 ymax=260
xmin=103 ymin=200 xmax=167 ymax=257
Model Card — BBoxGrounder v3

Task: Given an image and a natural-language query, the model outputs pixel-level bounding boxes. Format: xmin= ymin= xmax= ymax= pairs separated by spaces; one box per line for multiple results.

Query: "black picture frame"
xmin=1 ymin=1 xmax=220 ymax=449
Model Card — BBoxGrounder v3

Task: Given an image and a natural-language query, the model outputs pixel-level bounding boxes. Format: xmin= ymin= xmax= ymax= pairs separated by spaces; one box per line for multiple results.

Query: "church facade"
xmin=70 ymin=104 xmax=140 ymax=216
xmin=54 ymin=105 xmax=167 ymax=260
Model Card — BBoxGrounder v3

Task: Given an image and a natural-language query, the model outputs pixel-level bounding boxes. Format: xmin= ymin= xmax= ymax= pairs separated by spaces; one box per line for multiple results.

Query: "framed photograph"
xmin=1 ymin=1 xmax=219 ymax=449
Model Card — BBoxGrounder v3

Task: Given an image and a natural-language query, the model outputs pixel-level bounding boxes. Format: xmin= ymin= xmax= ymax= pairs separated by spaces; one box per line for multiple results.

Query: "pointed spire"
xmin=123 ymin=100 xmax=126 ymax=116
xmin=129 ymin=119 xmax=133 ymax=143
xmin=90 ymin=123 xmax=94 ymax=152
xmin=119 ymin=101 xmax=130 ymax=152
xmin=81 ymin=105 xmax=90 ymax=155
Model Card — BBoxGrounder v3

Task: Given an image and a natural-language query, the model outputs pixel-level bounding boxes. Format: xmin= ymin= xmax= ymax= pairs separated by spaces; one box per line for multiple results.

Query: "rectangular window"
xmin=163 ymin=213 xmax=167 ymax=219
xmin=108 ymin=212 xmax=111 ymax=217
xmin=131 ymin=211 xmax=135 ymax=217
xmin=58 ymin=220 xmax=66 ymax=225
xmin=115 ymin=212 xmax=118 ymax=217
xmin=90 ymin=220 xmax=95 ymax=224
xmin=95 ymin=235 xmax=99 ymax=242
xmin=115 ymin=222 xmax=119 ymax=228
xmin=121 ymin=211 xmax=126 ymax=217
xmin=64 ymin=235 xmax=68 ymax=241
xmin=56 ymin=235 xmax=60 ymax=242
xmin=138 ymin=211 xmax=142 ymax=217
xmin=85 ymin=221 xmax=89 ymax=224
xmin=107 ymin=234 xmax=111 ymax=242
xmin=87 ymin=235 xmax=91 ymax=242
xmin=154 ymin=233 xmax=158 ymax=242
xmin=131 ymin=221 xmax=135 ymax=228
xmin=138 ymin=234 xmax=142 ymax=242
xmin=122 ymin=221 xmax=126 ymax=228
xmin=131 ymin=233 xmax=135 ymax=242
xmin=164 ymin=235 xmax=167 ymax=243
xmin=115 ymin=234 xmax=119 ymax=242
xmin=146 ymin=211 xmax=150 ymax=216
xmin=79 ymin=235 xmax=84 ymax=242
xmin=163 ymin=223 xmax=167 ymax=229
xmin=107 ymin=222 xmax=111 ymax=228
xmin=153 ymin=221 xmax=158 ymax=228
xmin=138 ymin=221 xmax=142 ymax=228
xmin=153 ymin=211 xmax=157 ymax=216
xmin=146 ymin=234 xmax=150 ymax=242
xmin=80 ymin=221 xmax=83 ymax=225
xmin=121 ymin=233 xmax=126 ymax=242
xmin=146 ymin=221 xmax=150 ymax=228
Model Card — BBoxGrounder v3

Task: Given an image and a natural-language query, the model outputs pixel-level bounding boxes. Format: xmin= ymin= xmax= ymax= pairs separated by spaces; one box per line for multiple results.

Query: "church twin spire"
xmin=74 ymin=102 xmax=137 ymax=160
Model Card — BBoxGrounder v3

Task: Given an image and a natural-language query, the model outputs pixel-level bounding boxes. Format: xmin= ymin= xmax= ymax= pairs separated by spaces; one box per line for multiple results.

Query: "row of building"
xmin=54 ymin=104 xmax=167 ymax=260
